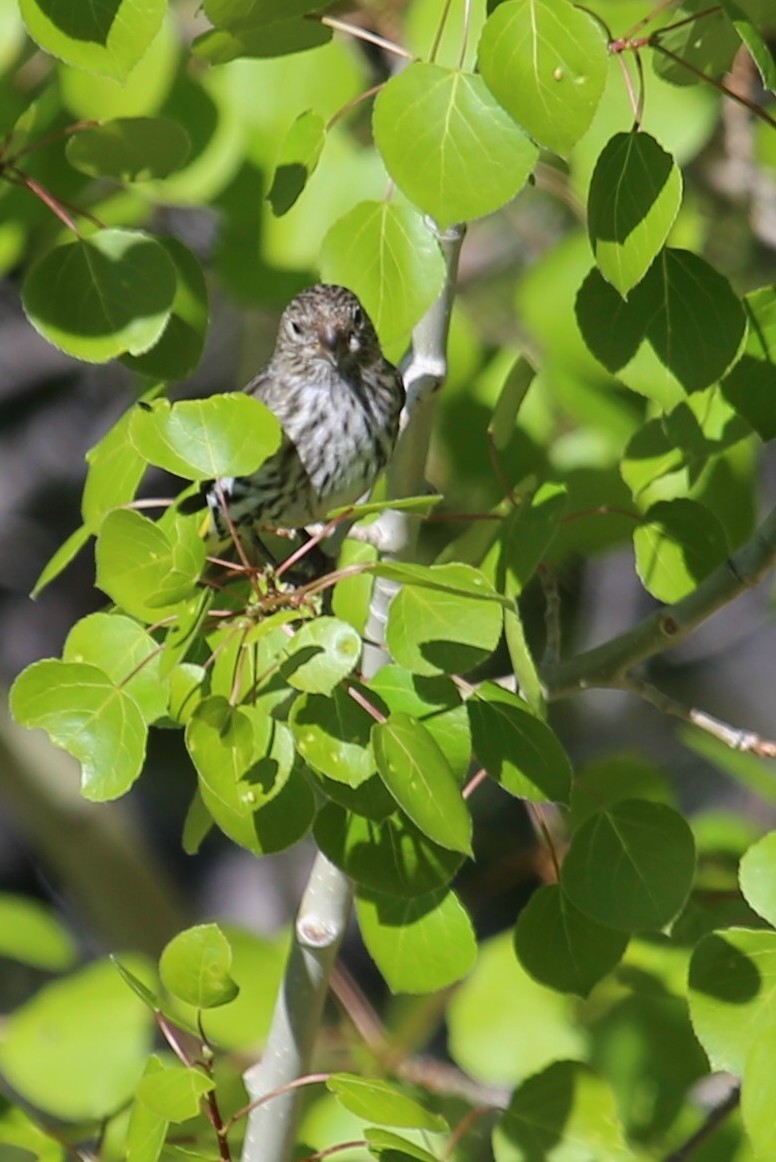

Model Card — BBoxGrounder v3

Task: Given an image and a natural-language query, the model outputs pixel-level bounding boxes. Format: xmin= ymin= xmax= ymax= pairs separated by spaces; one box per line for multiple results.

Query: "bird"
xmin=181 ymin=284 xmax=404 ymax=566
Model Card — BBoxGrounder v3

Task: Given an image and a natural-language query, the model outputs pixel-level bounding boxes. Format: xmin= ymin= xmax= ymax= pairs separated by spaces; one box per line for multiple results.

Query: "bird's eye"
xmin=289 ymin=319 xmax=303 ymax=337
xmin=352 ymin=306 xmax=364 ymax=328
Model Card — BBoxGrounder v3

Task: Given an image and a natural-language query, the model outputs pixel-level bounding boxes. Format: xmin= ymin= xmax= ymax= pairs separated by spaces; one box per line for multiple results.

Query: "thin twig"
xmin=624 ymin=675 xmax=776 ymax=757
xmin=538 ymin=564 xmax=561 ymax=669
xmin=650 ymin=42 xmax=776 ymax=132
xmin=443 ymin=1106 xmax=492 ymax=1161
xmin=663 ymin=1086 xmax=740 ymax=1162
xmin=315 ymin=15 xmax=414 ymax=60
xmin=430 ymin=0 xmax=455 ymax=62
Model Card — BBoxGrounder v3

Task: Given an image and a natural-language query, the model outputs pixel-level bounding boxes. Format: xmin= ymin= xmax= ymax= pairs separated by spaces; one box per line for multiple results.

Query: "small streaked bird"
xmin=183 ymin=284 xmax=404 ymax=560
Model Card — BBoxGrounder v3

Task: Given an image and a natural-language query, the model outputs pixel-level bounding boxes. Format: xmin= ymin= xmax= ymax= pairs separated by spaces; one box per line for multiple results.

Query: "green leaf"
xmin=204 ymin=0 xmax=332 ymax=26
xmin=492 ymin=482 xmax=567 ymax=597
xmin=374 ymin=561 xmax=510 ymax=606
xmin=368 ymin=668 xmax=471 ymax=783
xmin=159 ymin=924 xmax=239 ymax=1009
xmin=488 ymin=356 xmax=536 ymax=451
xmin=372 ymin=714 xmax=472 ymax=855
xmin=268 ymin=109 xmax=325 ymax=216
xmin=364 ymin=1129 xmax=439 ymax=1162
xmin=0 ymin=957 xmax=152 ymax=1120
xmin=327 ymin=1074 xmax=448 ymax=1132
xmin=504 ymin=607 xmax=545 ymax=717
xmin=136 ymin=1057 xmax=213 ymax=1123
xmin=63 ymin=612 xmax=168 ymax=724
xmin=688 ymin=927 xmax=776 ymax=1073
xmin=569 ymin=753 xmax=674 ymax=832
xmin=468 ymin=682 xmax=572 ymax=803
xmin=588 ymin=131 xmax=683 ymax=296
xmin=95 ymin=508 xmax=205 ymax=621
xmin=283 ymin=617 xmax=361 ymax=696
xmin=291 ymin=686 xmax=377 ymax=787
xmin=492 ymin=1061 xmax=629 ymax=1162
xmin=193 ymin=17 xmax=330 ymax=62
xmin=478 ymin=0 xmax=608 ymax=155
xmin=186 ymin=697 xmax=256 ymax=787
xmin=576 ymin=251 xmax=747 ymax=395
xmin=127 ymin=1061 xmax=168 ymax=1162
xmin=314 ymin=803 xmax=465 ymax=898
xmin=561 ymin=800 xmax=696 ymax=931
xmin=742 ymin=1026 xmax=776 ymax=1159
xmin=722 ymin=286 xmax=776 ymax=440
xmin=320 ymin=201 xmax=445 ymax=348
xmin=10 ymin=660 xmax=147 ymax=802
xmin=513 ymin=884 xmax=628 ymax=997
xmin=19 ymin=0 xmax=165 ymax=80
xmin=30 ymin=523 xmax=92 ymax=600
xmin=82 ymin=392 xmax=157 ymax=525
xmin=448 ymin=932 xmax=585 ymax=1085
xmin=386 ymin=565 xmax=503 ymax=676
xmin=373 ymin=63 xmax=537 ymax=227
xmin=112 ymin=956 xmax=161 ymax=1012
xmin=653 ymin=0 xmax=740 ymax=86
xmin=129 ymin=394 xmax=281 ymax=480
xmin=720 ymin=0 xmax=776 ymax=89
xmin=739 ymin=830 xmax=776 ymax=926
xmin=633 ymin=498 xmax=729 ymax=603
xmin=0 ymin=895 xmax=77 ymax=971
xmin=356 ymin=887 xmax=477 ymax=994
xmin=22 ymin=229 xmax=177 ymax=363
xmin=171 ymin=925 xmax=289 ymax=1051
xmin=66 ymin=117 xmax=190 ymax=181
xmin=198 ymin=759 xmax=315 ymax=856
xmin=121 ymin=239 xmax=209 ymax=381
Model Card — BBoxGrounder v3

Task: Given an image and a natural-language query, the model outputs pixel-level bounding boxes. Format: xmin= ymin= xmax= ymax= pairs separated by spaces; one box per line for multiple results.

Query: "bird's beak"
xmin=318 ymin=323 xmax=350 ymax=362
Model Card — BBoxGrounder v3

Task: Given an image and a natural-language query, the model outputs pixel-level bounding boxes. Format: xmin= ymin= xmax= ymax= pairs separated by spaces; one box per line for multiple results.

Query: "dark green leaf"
xmin=514 ymin=884 xmax=628 ymax=997
xmin=588 ymin=131 xmax=682 ymax=296
xmin=633 ymin=498 xmax=729 ymax=602
xmin=492 ymin=1061 xmax=628 ymax=1161
xmin=66 ymin=117 xmax=190 ymax=181
xmin=722 ymin=286 xmax=776 ymax=440
xmin=561 ymin=799 xmax=696 ymax=931
xmin=267 ymin=110 xmax=325 ymax=216
xmin=576 ymin=251 xmax=747 ymax=395
xmin=468 ymin=682 xmax=572 ymax=803
xmin=314 ymin=803 xmax=465 ymax=898
xmin=22 ymin=229 xmax=177 ymax=362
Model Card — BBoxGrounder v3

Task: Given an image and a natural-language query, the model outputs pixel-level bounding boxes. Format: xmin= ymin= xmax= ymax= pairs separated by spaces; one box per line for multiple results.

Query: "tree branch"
xmin=543 ymin=503 xmax=776 ymax=700
xmin=623 ymin=676 xmax=776 ymax=757
xmin=240 ymin=221 xmax=466 ymax=1162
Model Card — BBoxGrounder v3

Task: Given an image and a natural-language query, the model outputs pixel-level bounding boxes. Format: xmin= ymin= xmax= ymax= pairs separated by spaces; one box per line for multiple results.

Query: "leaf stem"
xmin=650 ymin=41 xmax=776 ymax=132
